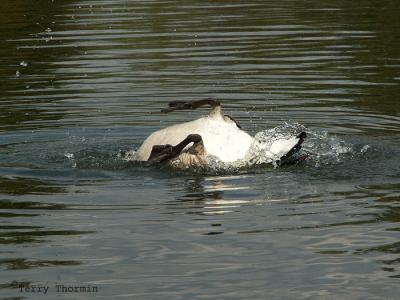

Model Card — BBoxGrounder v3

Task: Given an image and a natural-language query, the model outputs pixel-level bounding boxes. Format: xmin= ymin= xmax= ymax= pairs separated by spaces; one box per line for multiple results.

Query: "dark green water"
xmin=1 ymin=0 xmax=399 ymax=299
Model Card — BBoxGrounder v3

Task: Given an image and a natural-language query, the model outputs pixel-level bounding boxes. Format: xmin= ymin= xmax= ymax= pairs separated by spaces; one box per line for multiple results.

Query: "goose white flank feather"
xmin=134 ymin=99 xmax=306 ymax=168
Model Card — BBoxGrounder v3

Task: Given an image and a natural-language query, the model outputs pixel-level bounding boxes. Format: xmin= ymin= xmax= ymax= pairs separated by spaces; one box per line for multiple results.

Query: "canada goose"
xmin=134 ymin=99 xmax=306 ymax=168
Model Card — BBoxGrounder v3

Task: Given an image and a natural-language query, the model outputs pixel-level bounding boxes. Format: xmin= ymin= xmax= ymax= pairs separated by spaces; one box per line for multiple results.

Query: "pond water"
xmin=1 ymin=0 xmax=399 ymax=299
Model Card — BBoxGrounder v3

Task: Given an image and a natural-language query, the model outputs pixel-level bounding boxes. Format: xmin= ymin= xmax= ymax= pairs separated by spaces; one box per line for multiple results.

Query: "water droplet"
xmin=46 ymin=27 xmax=52 ymax=33
xmin=20 ymin=61 xmax=28 ymax=67
xmin=15 ymin=70 xmax=20 ymax=77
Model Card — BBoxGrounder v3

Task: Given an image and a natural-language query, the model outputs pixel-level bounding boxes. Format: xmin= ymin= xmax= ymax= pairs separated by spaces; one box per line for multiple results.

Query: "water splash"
xmin=61 ymin=123 xmax=356 ymax=173
xmin=204 ymin=122 xmax=355 ymax=171
xmin=120 ymin=150 xmax=137 ymax=162
xmin=300 ymin=126 xmax=353 ymax=167
xmin=64 ymin=153 xmax=77 ymax=169
xmin=360 ymin=145 xmax=370 ymax=154
xmin=245 ymin=122 xmax=307 ymax=166
xmin=64 ymin=148 xmax=134 ymax=170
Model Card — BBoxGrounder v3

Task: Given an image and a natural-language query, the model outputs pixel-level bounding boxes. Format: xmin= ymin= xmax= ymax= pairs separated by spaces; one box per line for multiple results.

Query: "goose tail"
xmin=271 ymin=132 xmax=307 ymax=166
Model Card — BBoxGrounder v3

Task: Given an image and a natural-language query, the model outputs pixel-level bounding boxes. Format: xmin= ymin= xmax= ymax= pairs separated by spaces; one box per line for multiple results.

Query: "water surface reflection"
xmin=1 ymin=0 xmax=400 ymax=299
